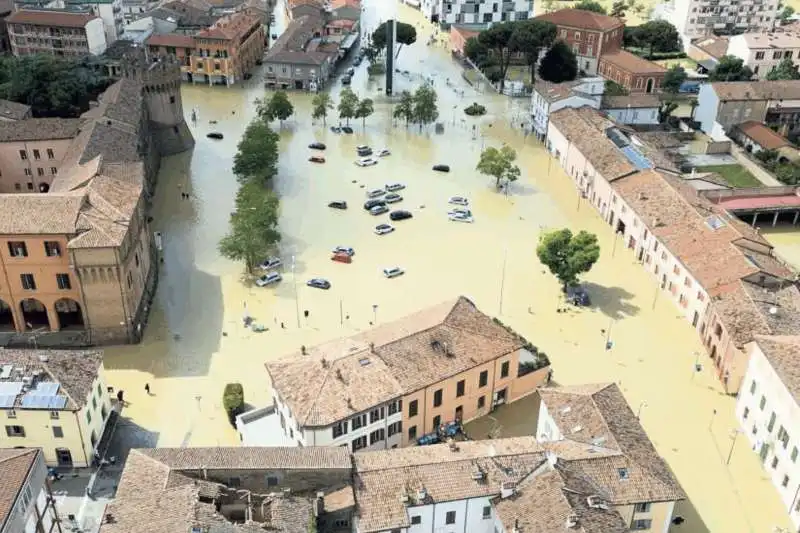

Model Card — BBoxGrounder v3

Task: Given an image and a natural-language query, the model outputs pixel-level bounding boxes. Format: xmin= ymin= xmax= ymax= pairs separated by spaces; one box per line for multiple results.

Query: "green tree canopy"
xmin=766 ymin=56 xmax=800 ymax=80
xmin=355 ymin=97 xmax=375 ymax=127
xmin=574 ymin=0 xmax=607 ymax=13
xmin=371 ymin=21 xmax=417 ymax=57
xmin=604 ymin=80 xmax=629 ymax=96
xmin=394 ymin=90 xmax=414 ymax=125
xmin=476 ymin=144 xmax=521 ymax=190
xmin=464 ymin=36 xmax=489 ymax=64
xmin=232 ymin=119 xmax=280 ymax=186
xmin=412 ymin=84 xmax=439 ymax=129
xmin=662 ymin=65 xmax=687 ymax=93
xmin=536 ymin=228 xmax=600 ymax=291
xmin=628 ymin=20 xmax=682 ymax=55
xmin=510 ymin=19 xmax=558 ymax=84
xmin=311 ymin=92 xmax=334 ymax=125
xmin=610 ymin=0 xmax=627 ymax=17
xmin=258 ymin=90 xmax=294 ymax=124
xmin=0 ymin=55 xmax=111 ymax=118
xmin=337 ymin=87 xmax=359 ymax=125
xmin=780 ymin=5 xmax=795 ymax=23
xmin=218 ymin=181 xmax=282 ymax=273
xmin=709 ymin=55 xmax=754 ymax=81
xmin=478 ymin=22 xmax=516 ymax=92
xmin=538 ymin=41 xmax=578 ymax=83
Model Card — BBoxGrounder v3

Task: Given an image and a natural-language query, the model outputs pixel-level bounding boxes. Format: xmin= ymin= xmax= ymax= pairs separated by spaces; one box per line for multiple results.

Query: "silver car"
xmin=375 ymin=223 xmax=395 ymax=235
xmin=255 ymin=271 xmax=282 ymax=286
xmin=449 ymin=196 xmax=469 ymax=206
xmin=383 ymin=267 xmax=404 ymax=278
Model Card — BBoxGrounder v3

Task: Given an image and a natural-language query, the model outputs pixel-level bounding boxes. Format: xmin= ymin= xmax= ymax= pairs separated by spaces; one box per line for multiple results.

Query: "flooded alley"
xmin=99 ymin=2 xmax=796 ymax=532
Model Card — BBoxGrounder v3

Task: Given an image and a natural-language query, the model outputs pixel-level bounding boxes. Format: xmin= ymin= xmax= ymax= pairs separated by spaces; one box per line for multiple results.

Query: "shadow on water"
xmin=671 ymin=498 xmax=711 ymax=533
xmin=582 ymin=282 xmax=640 ymax=320
xmin=464 ymin=393 xmax=541 ymax=440
xmin=106 ymin=415 xmax=160 ymax=464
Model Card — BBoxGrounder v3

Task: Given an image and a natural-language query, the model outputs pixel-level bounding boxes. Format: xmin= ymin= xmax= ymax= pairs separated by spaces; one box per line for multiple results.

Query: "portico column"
xmin=773 ymin=211 xmax=779 ymax=227
xmin=46 ymin=305 xmax=60 ymax=332
xmin=752 ymin=212 xmax=758 ymax=227
xmin=793 ymin=210 xmax=799 ymax=226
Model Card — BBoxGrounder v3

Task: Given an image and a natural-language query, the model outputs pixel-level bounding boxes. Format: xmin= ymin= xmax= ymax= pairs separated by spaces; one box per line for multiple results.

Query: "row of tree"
xmin=311 ymin=89 xmax=375 ymax=126
xmin=218 ymin=113 xmax=282 ymax=273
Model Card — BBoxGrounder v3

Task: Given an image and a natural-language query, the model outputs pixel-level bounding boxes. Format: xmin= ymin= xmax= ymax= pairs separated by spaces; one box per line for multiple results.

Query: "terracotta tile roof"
xmin=534 ymin=78 xmax=587 ymax=103
xmin=0 ymin=449 xmax=39 ymax=530
xmin=736 ymin=121 xmax=790 ymax=150
xmin=535 ymin=8 xmax=623 ymax=31
xmin=0 ymin=194 xmax=84 ymax=234
xmin=711 ymin=80 xmax=800 ymax=101
xmin=0 ymin=349 xmax=104 ymax=410
xmin=69 ymin=174 xmax=142 ymax=248
xmin=539 ymin=383 xmax=685 ymax=505
xmin=146 ymin=32 xmax=196 ymax=48
xmin=712 ymin=280 xmax=800 ymax=347
xmin=451 ymin=24 xmax=483 ymax=41
xmin=600 ymin=50 xmax=667 ymax=74
xmin=753 ymin=335 xmax=800 ymax=404
xmin=267 ymin=297 xmax=526 ymax=426
xmin=268 ymin=496 xmax=313 ymax=533
xmin=602 ymin=93 xmax=661 ymax=109
xmin=0 ymin=99 xmax=31 ymax=121
xmin=330 ymin=0 xmax=359 ymax=7
xmin=324 ymin=485 xmax=355 ymax=512
xmin=691 ymin=35 xmax=729 ymax=60
xmin=197 ymin=10 xmax=259 ymax=40
xmin=265 ymin=15 xmax=333 ymax=66
xmin=136 ymin=446 xmax=352 ymax=470
xmin=6 ymin=8 xmax=97 ymax=27
xmin=549 ymin=106 xmax=636 ymax=180
xmin=0 ymin=118 xmax=82 ymax=142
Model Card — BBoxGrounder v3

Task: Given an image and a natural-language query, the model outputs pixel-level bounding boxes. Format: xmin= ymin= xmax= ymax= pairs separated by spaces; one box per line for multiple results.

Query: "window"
xmin=26 ymin=182 xmax=33 ymax=190
xmin=5 ymin=425 xmax=25 ymax=437
xmin=20 ymin=274 xmax=36 ymax=290
xmin=50 ymin=410 xmax=59 ymax=420
xmin=351 ymin=413 xmax=366 ymax=430
xmin=482 ymin=505 xmax=491 ymax=519
xmin=478 ymin=395 xmax=486 ymax=409
xmin=755 ymin=51 xmax=765 ymax=59
xmin=369 ymin=407 xmax=384 ymax=423
xmin=266 ymin=476 xmax=278 ymax=486
xmin=51 ymin=167 xmax=57 ymax=175
xmin=169 ymin=95 xmax=176 ymax=104
xmin=387 ymin=421 xmax=402 ymax=437
xmin=33 ymin=149 xmax=40 ymax=160
xmin=771 ymin=456 xmax=779 ymax=469
xmin=369 ymin=428 xmax=385 ymax=445
xmin=47 ymin=148 xmax=54 ymax=159
xmin=777 ymin=426 xmax=790 ymax=448
xmin=634 ymin=502 xmax=651 ymax=513
xmin=774 ymin=51 xmax=782 ymax=59
xmin=575 ymin=31 xmax=581 ymax=39
xmin=6 ymin=410 xmax=15 ymax=419
xmin=767 ymin=412 xmax=776 ymax=432
xmin=8 ymin=241 xmax=28 ymax=257
xmin=560 ymin=29 xmax=567 ymax=37
xmin=456 ymin=379 xmax=465 ymax=397
xmin=52 ymin=426 xmax=64 ymax=438
xmin=433 ymin=415 xmax=441 ymax=429
xmin=479 ymin=370 xmax=488 ymax=387
xmin=44 ymin=241 xmax=61 ymax=257
xmin=632 ymin=520 xmax=652 ymax=530
xmin=760 ymin=395 xmax=766 ymax=410
xmin=388 ymin=399 xmax=402 ymax=415
xmin=19 ymin=149 xmax=27 ymax=160
xmin=433 ymin=389 xmax=442 ymax=407
xmin=351 ymin=435 xmax=367 ymax=451
xmin=501 ymin=361 xmax=509 ymax=378
xmin=411 ymin=516 xmax=421 ymax=525
xmin=127 ymin=271 xmax=133 ymax=289
xmin=409 ymin=399 xmax=418 ymax=417
xmin=408 ymin=425 xmax=417 ymax=440
xmin=86 ymin=410 xmax=92 ymax=424
xmin=445 ymin=511 xmax=456 ymax=525
xmin=782 ymin=475 xmax=790 ymax=487
xmin=92 ymin=396 xmax=97 ymax=410
xmin=792 ymin=446 xmax=798 ymax=463
xmin=36 ymin=167 xmax=44 ymax=176
xmin=56 ymin=273 xmax=71 ymax=290
xmin=742 ymin=407 xmax=749 ymax=420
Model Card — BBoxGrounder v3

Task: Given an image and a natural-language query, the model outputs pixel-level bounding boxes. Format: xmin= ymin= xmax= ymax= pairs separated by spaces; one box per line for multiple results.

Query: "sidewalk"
xmin=730 ymin=144 xmax=783 ymax=186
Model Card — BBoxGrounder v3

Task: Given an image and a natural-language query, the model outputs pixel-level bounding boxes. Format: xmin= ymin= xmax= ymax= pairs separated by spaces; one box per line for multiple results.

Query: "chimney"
xmin=313 ymin=492 xmax=325 ymax=517
xmin=513 ymin=518 xmax=520 ymax=533
xmin=545 ymin=450 xmax=558 ymax=467
xmin=416 ymin=487 xmax=427 ymax=502
xmin=500 ymin=481 xmax=515 ymax=499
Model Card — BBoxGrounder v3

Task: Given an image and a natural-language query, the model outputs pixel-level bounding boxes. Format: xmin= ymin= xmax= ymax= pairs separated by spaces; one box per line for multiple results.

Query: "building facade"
xmin=653 ymin=0 xmax=780 ymax=44
xmin=0 ymin=448 xmax=62 ymax=533
xmin=727 ymin=32 xmax=800 ymax=79
xmin=535 ymin=8 xmax=624 ymax=75
xmin=6 ymin=9 xmax=107 ymax=56
xmin=189 ymin=11 xmax=265 ymax=85
xmin=65 ymin=0 xmax=125 ymax=43
xmin=420 ymin=0 xmax=533 ymax=25
xmin=530 ymin=77 xmax=603 ymax=139
xmin=598 ymin=50 xmax=666 ymax=93
xmin=602 ymin=94 xmax=661 ymax=125
xmin=262 ymin=297 xmax=551 ymax=452
xmin=736 ymin=336 xmax=800 ymax=530
xmin=263 ymin=14 xmax=336 ymax=90
xmin=0 ymin=350 xmax=113 ymax=467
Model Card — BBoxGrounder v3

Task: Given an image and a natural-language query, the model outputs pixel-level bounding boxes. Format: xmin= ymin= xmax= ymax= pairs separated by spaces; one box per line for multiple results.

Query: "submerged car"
xmin=366 ymin=188 xmax=386 ymax=198
xmin=377 ymin=148 xmax=391 ymax=157
xmin=375 ymin=223 xmax=395 ymax=235
xmin=255 ymin=271 xmax=282 ymax=286
xmin=356 ymin=157 xmax=378 ymax=167
xmin=389 ymin=210 xmax=412 ymax=221
xmin=341 ymin=126 xmax=354 ymax=134
xmin=307 ymin=278 xmax=331 ymax=290
xmin=259 ymin=257 xmax=282 ymax=270
xmin=332 ymin=246 xmax=355 ymax=256
xmin=309 ymin=155 xmax=325 ymax=163
xmin=309 ymin=142 xmax=326 ymax=150
xmin=328 ymin=201 xmax=348 ymax=210
xmin=364 ymin=199 xmax=386 ymax=210
xmin=385 ymin=183 xmax=405 ymax=192
xmin=448 ymin=196 xmax=469 ymax=206
xmin=383 ymin=267 xmax=404 ymax=278
xmin=433 ymin=164 xmax=450 ymax=172
xmin=370 ymin=204 xmax=389 ymax=215
xmin=356 ymin=145 xmax=372 ymax=156
xmin=384 ymin=193 xmax=402 ymax=204
xmin=448 ymin=212 xmax=474 ymax=223
xmin=567 ymin=285 xmax=591 ymax=306
xmin=448 ymin=207 xmax=472 ymax=217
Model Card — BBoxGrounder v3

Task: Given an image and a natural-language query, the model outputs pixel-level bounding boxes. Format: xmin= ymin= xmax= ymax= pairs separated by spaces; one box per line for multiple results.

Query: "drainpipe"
xmin=69 ymin=248 xmax=93 ymax=342
xmin=74 ymin=410 xmax=90 ymax=467
xmin=114 ymin=249 xmax=132 ymax=342
xmin=0 ymin=253 xmax=18 ymax=331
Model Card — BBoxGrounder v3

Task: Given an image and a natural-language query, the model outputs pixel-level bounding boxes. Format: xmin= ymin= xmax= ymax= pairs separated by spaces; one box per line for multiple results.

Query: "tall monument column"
xmin=385 ymin=19 xmax=396 ymax=96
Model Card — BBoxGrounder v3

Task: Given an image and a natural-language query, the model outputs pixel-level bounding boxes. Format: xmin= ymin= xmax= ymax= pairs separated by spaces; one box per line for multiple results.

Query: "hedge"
xmin=223 ymin=382 xmax=244 ymax=412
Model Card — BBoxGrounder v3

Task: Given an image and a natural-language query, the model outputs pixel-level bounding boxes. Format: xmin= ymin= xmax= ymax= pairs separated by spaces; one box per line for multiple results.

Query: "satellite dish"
xmin=769 ymin=307 xmax=778 ymax=315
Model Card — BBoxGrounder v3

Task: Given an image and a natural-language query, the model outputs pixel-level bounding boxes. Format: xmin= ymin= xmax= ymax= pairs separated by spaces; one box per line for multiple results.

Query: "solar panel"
xmin=605 ymin=127 xmax=630 ymax=148
xmin=21 ymin=394 xmax=61 ymax=409
xmin=0 ymin=394 xmax=17 ymax=408
xmin=0 ymin=382 xmax=23 ymax=395
xmin=620 ymin=145 xmax=653 ymax=170
xmin=31 ymin=382 xmax=59 ymax=396
xmin=705 ymin=215 xmax=727 ymax=231
xmin=49 ymin=396 xmax=67 ymax=409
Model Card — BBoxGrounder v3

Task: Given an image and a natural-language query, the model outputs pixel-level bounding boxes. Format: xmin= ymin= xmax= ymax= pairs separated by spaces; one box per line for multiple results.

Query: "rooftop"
xmin=600 ymin=49 xmax=667 ymax=74
xmin=533 ymin=78 xmax=590 ymax=104
xmin=0 ymin=194 xmax=85 ymax=235
xmin=0 ymin=349 xmax=103 ymax=410
xmin=753 ymin=335 xmax=800 ymax=404
xmin=535 ymin=8 xmax=623 ymax=31
xmin=0 ymin=118 xmax=82 ymax=143
xmin=6 ymin=8 xmax=98 ymax=27
xmin=266 ymin=296 xmax=527 ymax=426
xmin=264 ymin=14 xmax=333 ymax=65
xmin=711 ymin=80 xmax=800 ymax=101
xmin=602 ymin=93 xmax=661 ymax=109
xmin=0 ymin=99 xmax=31 ymax=121
xmin=146 ymin=32 xmax=196 ymax=48
xmin=196 ymin=10 xmax=260 ymax=40
xmin=736 ymin=31 xmax=800 ymax=50
xmin=691 ymin=35 xmax=730 ymax=60
xmin=135 ymin=446 xmax=352 ymax=471
xmin=0 ymin=449 xmax=39 ymax=531
xmin=735 ymin=121 xmax=790 ymax=150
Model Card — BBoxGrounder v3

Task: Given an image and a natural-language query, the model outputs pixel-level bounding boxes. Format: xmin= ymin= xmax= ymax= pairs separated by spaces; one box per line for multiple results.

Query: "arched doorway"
xmin=55 ymin=298 xmax=84 ymax=330
xmin=20 ymin=299 xmax=49 ymax=330
xmin=38 ymin=182 xmax=50 ymax=193
xmin=645 ymin=78 xmax=654 ymax=93
xmin=0 ymin=299 xmax=14 ymax=331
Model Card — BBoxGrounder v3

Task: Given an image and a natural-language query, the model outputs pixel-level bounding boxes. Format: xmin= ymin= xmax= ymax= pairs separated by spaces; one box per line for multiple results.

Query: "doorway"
xmin=645 ymin=78 xmax=654 ymax=93
xmin=692 ymin=311 xmax=699 ymax=328
xmin=56 ymin=448 xmax=73 ymax=467
xmin=454 ymin=405 xmax=463 ymax=422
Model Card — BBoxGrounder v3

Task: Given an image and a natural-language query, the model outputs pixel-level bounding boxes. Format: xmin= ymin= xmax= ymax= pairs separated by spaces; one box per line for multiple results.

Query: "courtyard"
xmin=98 ymin=1 xmax=795 ymax=532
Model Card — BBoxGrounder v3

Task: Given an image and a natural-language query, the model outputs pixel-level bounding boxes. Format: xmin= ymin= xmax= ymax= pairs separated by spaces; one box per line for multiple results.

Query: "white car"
xmin=383 ymin=267 xmax=404 ymax=278
xmin=449 ymin=196 xmax=469 ymax=206
xmin=356 ymin=157 xmax=378 ymax=167
xmin=385 ymin=183 xmax=405 ymax=192
xmin=449 ymin=212 xmax=474 ymax=223
xmin=258 ymin=256 xmax=282 ymax=270
xmin=255 ymin=271 xmax=282 ymax=286
xmin=375 ymin=223 xmax=395 ymax=235
xmin=377 ymin=148 xmax=391 ymax=157
xmin=332 ymin=246 xmax=355 ymax=256
xmin=448 ymin=207 xmax=471 ymax=216
xmin=384 ymin=193 xmax=403 ymax=204
xmin=366 ymin=188 xmax=386 ymax=198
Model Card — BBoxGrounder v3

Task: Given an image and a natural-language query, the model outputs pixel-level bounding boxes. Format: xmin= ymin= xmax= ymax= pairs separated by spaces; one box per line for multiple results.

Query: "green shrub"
xmin=464 ymin=102 xmax=487 ymax=116
xmin=367 ymin=62 xmax=386 ymax=76
xmin=223 ymin=382 xmax=244 ymax=412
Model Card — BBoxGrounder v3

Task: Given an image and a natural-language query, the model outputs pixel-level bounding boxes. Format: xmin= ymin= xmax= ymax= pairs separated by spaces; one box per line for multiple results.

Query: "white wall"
xmin=405 ymin=496 xmax=495 ymax=533
xmin=736 ymin=343 xmax=800 ymax=530
xmin=695 ymin=84 xmax=720 ymax=136
xmin=536 ymin=400 xmax=563 ymax=442
xmin=605 ymin=106 xmax=659 ymax=125
xmin=85 ymin=18 xmax=108 ymax=55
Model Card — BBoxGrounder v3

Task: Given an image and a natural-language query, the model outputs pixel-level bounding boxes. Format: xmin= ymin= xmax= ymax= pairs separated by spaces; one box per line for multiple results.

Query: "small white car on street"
xmin=448 ymin=207 xmax=472 ymax=216
xmin=258 ymin=256 xmax=282 ymax=270
xmin=385 ymin=182 xmax=405 ymax=191
xmin=384 ymin=193 xmax=402 ymax=204
xmin=375 ymin=223 xmax=395 ymax=235
xmin=383 ymin=266 xmax=405 ymax=278
xmin=366 ymin=188 xmax=386 ymax=198
xmin=332 ymin=246 xmax=355 ymax=256
xmin=255 ymin=271 xmax=282 ymax=286
xmin=377 ymin=148 xmax=391 ymax=157
xmin=448 ymin=196 xmax=469 ymax=206
xmin=449 ymin=212 xmax=474 ymax=223
xmin=356 ymin=157 xmax=378 ymax=167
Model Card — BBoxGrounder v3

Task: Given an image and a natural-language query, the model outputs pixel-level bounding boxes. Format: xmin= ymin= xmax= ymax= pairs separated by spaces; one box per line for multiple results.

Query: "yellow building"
xmin=0 ymin=349 xmax=113 ymax=467
xmin=189 ymin=11 xmax=265 ymax=86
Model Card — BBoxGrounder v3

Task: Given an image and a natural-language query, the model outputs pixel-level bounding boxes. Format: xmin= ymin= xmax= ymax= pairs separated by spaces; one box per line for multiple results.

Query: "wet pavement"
xmin=99 ymin=1 xmax=797 ymax=532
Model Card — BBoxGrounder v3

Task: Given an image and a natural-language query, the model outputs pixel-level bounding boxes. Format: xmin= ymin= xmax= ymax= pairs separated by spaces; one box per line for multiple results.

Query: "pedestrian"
xmin=304 ymin=310 xmax=309 ymax=318
xmin=281 ymin=322 xmax=285 ymax=329
xmin=116 ymin=390 xmax=124 ymax=403
xmin=144 ymin=383 xmax=151 ymax=395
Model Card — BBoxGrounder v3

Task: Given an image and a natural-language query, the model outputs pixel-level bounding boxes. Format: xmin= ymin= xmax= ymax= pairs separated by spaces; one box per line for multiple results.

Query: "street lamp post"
xmin=726 ymin=429 xmax=742 ymax=465
xmin=709 ymin=409 xmax=717 ymax=432
xmin=291 ymin=255 xmax=300 ymax=328
xmin=636 ymin=401 xmax=647 ymax=420
xmin=372 ymin=304 xmax=378 ymax=324
xmin=691 ymin=351 xmax=701 ymax=381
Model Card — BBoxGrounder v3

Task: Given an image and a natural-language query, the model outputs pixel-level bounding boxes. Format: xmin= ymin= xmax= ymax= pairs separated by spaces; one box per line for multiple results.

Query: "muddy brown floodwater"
xmin=100 ymin=2 xmax=796 ymax=532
